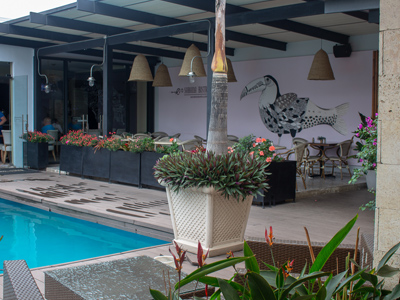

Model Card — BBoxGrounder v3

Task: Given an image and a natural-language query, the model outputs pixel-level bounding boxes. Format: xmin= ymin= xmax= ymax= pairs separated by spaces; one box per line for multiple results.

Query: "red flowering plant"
xmin=21 ymin=131 xmax=54 ymax=143
xmin=127 ymin=137 xmax=155 ymax=153
xmin=60 ymin=130 xmax=100 ymax=147
xmin=232 ymin=134 xmax=282 ymax=163
xmin=96 ymin=135 xmax=129 ymax=152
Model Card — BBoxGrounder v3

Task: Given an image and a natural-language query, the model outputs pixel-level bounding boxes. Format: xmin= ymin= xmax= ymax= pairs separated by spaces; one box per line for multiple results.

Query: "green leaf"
xmin=279 ymin=272 xmax=331 ymax=300
xmin=377 ymin=241 xmax=400 ymax=272
xmin=292 ymin=295 xmax=317 ymax=300
xmin=149 ymin=289 xmax=169 ymax=300
xmin=315 ymin=285 xmax=326 ymax=300
xmin=361 ymin=272 xmax=378 ymax=286
xmin=324 ymin=270 xmax=347 ymax=300
xmin=376 ymin=265 xmax=400 ymax=277
xmin=335 ymin=269 xmax=365 ymax=294
xmin=244 ymin=241 xmax=260 ymax=274
xmin=276 ymin=268 xmax=285 ymax=289
xmin=310 ymin=215 xmax=358 ymax=273
xmin=383 ymin=283 xmax=400 ymax=300
xmin=217 ymin=278 xmax=241 ymax=300
xmin=247 ymin=272 xmax=276 ymax=300
xmin=177 ymin=257 xmax=249 ymax=290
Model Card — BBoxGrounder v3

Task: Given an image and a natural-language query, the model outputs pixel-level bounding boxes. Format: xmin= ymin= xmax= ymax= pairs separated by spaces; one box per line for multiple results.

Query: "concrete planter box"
xmin=82 ymin=147 xmax=110 ymax=179
xmin=60 ymin=145 xmax=83 ymax=174
xmin=27 ymin=142 xmax=48 ymax=170
xmin=140 ymin=151 xmax=164 ymax=189
xmin=110 ymin=151 xmax=141 ymax=185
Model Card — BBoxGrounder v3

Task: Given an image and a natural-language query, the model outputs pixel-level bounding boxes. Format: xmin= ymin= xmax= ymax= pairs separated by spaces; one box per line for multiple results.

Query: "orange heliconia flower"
xmin=265 ymin=226 xmax=274 ymax=246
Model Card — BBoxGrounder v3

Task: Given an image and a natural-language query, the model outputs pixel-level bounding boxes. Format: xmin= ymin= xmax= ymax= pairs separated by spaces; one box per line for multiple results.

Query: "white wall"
xmin=0 ymin=44 xmax=34 ymax=167
xmin=156 ymin=50 xmax=373 ymax=160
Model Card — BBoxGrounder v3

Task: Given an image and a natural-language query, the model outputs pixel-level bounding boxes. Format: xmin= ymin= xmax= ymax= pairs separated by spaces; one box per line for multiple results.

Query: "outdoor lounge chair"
xmin=3 ymin=260 xmax=44 ymax=300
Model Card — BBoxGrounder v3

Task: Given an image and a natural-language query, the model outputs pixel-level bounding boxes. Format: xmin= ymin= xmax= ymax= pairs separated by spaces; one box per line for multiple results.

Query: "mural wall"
xmin=156 ymin=51 xmax=373 ymax=159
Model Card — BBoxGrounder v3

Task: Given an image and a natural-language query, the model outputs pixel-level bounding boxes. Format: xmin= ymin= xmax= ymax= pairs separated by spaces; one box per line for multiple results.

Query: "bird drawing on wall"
xmin=240 ymin=75 xmax=349 ymax=138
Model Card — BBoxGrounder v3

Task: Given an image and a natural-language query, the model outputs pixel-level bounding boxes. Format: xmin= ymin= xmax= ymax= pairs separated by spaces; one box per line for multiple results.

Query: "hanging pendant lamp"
xmin=307 ymin=49 xmax=335 ymax=80
xmin=226 ymin=58 xmax=237 ymax=83
xmin=179 ymin=44 xmax=206 ymax=78
xmin=128 ymin=54 xmax=153 ymax=82
xmin=152 ymin=63 xmax=172 ymax=87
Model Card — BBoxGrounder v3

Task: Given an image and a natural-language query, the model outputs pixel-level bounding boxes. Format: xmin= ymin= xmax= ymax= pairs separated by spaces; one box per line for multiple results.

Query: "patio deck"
xmin=0 ymin=167 xmax=374 ymax=299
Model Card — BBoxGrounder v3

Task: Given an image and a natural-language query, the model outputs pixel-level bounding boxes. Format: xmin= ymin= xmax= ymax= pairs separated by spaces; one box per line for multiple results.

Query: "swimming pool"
xmin=0 ymin=198 xmax=168 ymax=270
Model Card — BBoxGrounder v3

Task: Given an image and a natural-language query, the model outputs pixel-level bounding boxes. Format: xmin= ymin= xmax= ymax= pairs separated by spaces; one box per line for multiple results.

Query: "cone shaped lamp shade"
xmin=307 ymin=49 xmax=335 ymax=80
xmin=152 ymin=63 xmax=172 ymax=87
xmin=128 ymin=54 xmax=153 ymax=82
xmin=226 ymin=58 xmax=237 ymax=83
xmin=179 ymin=44 xmax=206 ymax=77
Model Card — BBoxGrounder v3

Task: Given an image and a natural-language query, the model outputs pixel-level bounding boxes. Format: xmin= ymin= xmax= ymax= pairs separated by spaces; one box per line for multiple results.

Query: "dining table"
xmin=308 ymin=142 xmax=338 ymax=178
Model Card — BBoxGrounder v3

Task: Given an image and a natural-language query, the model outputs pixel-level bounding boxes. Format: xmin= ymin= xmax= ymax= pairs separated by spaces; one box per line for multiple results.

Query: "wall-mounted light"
xmin=36 ymin=49 xmax=51 ymax=93
xmin=87 ymin=36 xmax=107 ymax=86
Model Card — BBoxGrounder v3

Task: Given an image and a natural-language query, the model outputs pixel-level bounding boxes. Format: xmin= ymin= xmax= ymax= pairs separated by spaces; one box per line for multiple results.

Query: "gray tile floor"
xmin=0 ymin=167 xmax=374 ymax=299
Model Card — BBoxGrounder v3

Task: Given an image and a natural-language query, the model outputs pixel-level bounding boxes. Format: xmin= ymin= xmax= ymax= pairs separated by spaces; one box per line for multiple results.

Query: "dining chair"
xmin=151 ymin=131 xmax=168 ymax=139
xmin=327 ymin=137 xmax=354 ymax=179
xmin=277 ymin=142 xmax=308 ymax=190
xmin=291 ymin=137 xmax=321 ymax=177
xmin=1 ymin=130 xmax=12 ymax=164
xmin=47 ymin=130 xmax=59 ymax=160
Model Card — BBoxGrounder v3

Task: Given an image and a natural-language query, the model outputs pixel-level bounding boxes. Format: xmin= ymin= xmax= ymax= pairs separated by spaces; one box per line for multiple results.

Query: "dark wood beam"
xmin=163 ymin=0 xmax=348 ymax=44
xmin=77 ymin=0 xmax=284 ymax=51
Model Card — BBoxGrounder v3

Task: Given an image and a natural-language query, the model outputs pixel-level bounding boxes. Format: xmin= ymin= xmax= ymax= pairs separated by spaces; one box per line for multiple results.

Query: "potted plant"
xmin=153 ymin=151 xmax=270 ymax=256
xmin=106 ymin=136 xmax=140 ymax=185
xmin=141 ymin=138 xmax=179 ymax=189
xmin=232 ymin=135 xmax=295 ymax=207
xmin=59 ymin=130 xmax=99 ymax=175
xmin=22 ymin=131 xmax=54 ymax=169
xmin=349 ymin=113 xmax=378 ymax=191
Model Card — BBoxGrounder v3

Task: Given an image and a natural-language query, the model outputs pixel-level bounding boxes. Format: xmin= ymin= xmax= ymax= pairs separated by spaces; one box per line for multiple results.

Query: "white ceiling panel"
xmin=127 ymin=40 xmax=184 ymax=51
xmin=126 ymin=0 xmax=204 ymax=18
xmin=77 ymin=14 xmax=140 ymax=27
xmin=83 ymin=33 xmax=107 ymax=39
xmin=228 ymin=24 xmax=285 ymax=36
xmin=292 ymin=13 xmax=367 ymax=27
xmin=53 ymin=10 xmax=92 ymax=19
xmin=14 ymin=21 xmax=42 ymax=29
xmin=262 ymin=31 xmax=315 ymax=43
xmin=37 ymin=26 xmax=89 ymax=36
xmin=228 ymin=0 xmax=270 ymax=6
xmin=172 ymin=33 xmax=208 ymax=44
xmin=226 ymin=39 xmax=257 ymax=49
xmin=102 ymin=0 xmax=153 ymax=7
xmin=178 ymin=12 xmax=215 ymax=22
xmin=125 ymin=24 xmax=159 ymax=31
xmin=324 ymin=22 xmax=379 ymax=36
xmin=5 ymin=34 xmax=50 ymax=42
xmin=243 ymin=0 xmax=303 ymax=10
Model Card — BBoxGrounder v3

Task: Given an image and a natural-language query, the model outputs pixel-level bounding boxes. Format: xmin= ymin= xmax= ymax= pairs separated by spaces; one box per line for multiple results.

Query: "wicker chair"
xmin=277 ymin=143 xmax=308 ymax=190
xmin=326 ymin=137 xmax=354 ymax=179
xmin=3 ymin=260 xmax=44 ymax=300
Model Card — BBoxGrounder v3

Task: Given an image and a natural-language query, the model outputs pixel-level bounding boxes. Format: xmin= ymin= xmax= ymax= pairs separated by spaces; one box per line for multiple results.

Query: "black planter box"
xmin=140 ymin=151 xmax=164 ymax=189
xmin=254 ymin=160 xmax=296 ymax=207
xmin=110 ymin=151 xmax=141 ymax=185
xmin=60 ymin=145 xmax=83 ymax=175
xmin=82 ymin=147 xmax=111 ymax=179
xmin=27 ymin=142 xmax=48 ymax=170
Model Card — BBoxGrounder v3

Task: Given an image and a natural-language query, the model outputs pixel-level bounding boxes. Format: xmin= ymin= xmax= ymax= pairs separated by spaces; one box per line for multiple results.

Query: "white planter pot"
xmin=166 ymin=186 xmax=253 ymax=257
xmin=366 ymin=170 xmax=377 ymax=190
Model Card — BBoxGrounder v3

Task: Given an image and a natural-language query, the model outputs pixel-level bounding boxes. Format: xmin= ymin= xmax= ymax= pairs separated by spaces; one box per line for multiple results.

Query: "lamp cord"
xmin=36 ymin=48 xmax=48 ymax=85
xmin=89 ymin=36 xmax=108 ymax=78
xmin=189 ymin=19 xmax=212 ymax=74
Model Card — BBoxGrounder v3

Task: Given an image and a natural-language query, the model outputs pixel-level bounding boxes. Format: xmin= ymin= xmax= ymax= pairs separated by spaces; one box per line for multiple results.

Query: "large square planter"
xmin=26 ymin=142 xmax=48 ymax=169
xmin=60 ymin=145 xmax=83 ymax=175
xmin=166 ymin=186 xmax=253 ymax=257
xmin=140 ymin=151 xmax=164 ymax=188
xmin=82 ymin=147 xmax=110 ymax=179
xmin=254 ymin=160 xmax=296 ymax=207
xmin=110 ymin=151 xmax=141 ymax=185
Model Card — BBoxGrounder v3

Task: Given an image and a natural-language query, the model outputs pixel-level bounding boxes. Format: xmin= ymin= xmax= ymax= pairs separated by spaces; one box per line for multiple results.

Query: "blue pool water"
xmin=0 ymin=198 xmax=168 ymax=270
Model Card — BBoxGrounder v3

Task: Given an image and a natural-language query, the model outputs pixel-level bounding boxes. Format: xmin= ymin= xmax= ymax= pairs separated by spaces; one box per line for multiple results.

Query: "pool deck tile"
xmin=0 ymin=169 xmax=373 ymax=299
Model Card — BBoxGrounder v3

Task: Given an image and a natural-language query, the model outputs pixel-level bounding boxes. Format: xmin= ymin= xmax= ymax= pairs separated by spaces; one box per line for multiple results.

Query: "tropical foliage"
xmin=153 ymin=151 xmax=270 ymax=201
xmin=150 ymin=215 xmax=400 ymax=300
xmin=232 ymin=134 xmax=282 ymax=163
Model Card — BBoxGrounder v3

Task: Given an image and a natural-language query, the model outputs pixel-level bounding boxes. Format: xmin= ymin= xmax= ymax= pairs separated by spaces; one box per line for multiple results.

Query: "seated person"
xmin=41 ymin=117 xmax=55 ymax=133
xmin=52 ymin=118 xmax=63 ymax=134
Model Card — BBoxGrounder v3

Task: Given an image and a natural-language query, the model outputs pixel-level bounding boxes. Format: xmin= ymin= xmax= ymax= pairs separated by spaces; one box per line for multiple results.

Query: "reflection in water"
xmin=0 ymin=199 xmax=167 ymax=270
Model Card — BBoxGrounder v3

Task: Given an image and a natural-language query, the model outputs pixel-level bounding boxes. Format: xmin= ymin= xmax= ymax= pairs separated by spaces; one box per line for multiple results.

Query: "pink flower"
xmin=359 ymin=124 xmax=363 ymax=130
xmin=266 ymin=157 xmax=272 ymax=162
xmin=256 ymin=138 xmax=262 ymax=143
xmin=259 ymin=151 xmax=264 ymax=156
xmin=269 ymin=146 xmax=275 ymax=151
xmin=169 ymin=138 xmax=174 ymax=142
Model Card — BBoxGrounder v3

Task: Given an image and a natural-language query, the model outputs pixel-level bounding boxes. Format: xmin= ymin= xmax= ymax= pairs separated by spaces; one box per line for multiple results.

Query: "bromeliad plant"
xmin=21 ymin=131 xmax=54 ymax=143
xmin=153 ymin=151 xmax=270 ymax=201
xmin=150 ymin=215 xmax=400 ymax=300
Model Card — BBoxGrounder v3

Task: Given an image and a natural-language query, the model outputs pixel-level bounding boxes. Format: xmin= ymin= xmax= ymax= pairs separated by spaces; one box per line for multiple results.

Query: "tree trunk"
xmin=207 ymin=0 xmax=228 ymax=155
